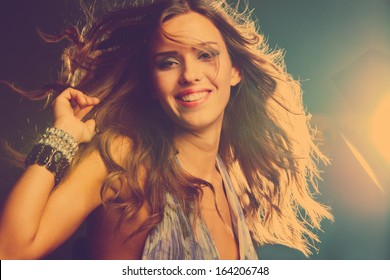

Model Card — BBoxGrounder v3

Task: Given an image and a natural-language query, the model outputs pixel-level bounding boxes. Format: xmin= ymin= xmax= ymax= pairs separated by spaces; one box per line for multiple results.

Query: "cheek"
xmin=214 ymin=65 xmax=234 ymax=92
xmin=153 ymin=72 xmax=177 ymax=97
xmin=213 ymin=55 xmax=234 ymax=83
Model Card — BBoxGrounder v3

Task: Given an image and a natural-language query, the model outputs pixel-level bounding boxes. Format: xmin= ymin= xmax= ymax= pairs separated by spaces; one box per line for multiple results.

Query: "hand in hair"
xmin=53 ymin=88 xmax=100 ymax=143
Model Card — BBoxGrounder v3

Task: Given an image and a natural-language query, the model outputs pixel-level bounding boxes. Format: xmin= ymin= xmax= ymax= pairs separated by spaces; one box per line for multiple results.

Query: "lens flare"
xmin=369 ymin=94 xmax=390 ymax=164
xmin=339 ymin=132 xmax=384 ymax=193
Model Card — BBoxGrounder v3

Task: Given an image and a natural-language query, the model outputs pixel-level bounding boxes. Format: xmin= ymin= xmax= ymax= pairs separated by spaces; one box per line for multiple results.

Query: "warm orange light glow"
xmin=340 ymin=132 xmax=384 ymax=193
xmin=369 ymin=95 xmax=390 ymax=164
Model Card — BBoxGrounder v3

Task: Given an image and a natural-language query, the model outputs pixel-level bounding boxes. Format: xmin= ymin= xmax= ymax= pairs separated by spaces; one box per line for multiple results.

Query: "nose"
xmin=179 ymin=59 xmax=203 ymax=85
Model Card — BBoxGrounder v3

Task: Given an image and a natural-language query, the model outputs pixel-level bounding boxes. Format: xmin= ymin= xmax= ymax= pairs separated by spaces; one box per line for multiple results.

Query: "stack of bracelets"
xmin=25 ymin=127 xmax=78 ymax=185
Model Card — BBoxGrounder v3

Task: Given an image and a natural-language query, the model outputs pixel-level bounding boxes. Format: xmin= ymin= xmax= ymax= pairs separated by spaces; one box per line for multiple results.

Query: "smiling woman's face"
xmin=149 ymin=12 xmax=241 ymax=133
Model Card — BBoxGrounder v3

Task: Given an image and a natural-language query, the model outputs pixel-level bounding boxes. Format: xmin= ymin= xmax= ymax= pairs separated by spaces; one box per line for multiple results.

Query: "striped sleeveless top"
xmin=141 ymin=156 xmax=258 ymax=260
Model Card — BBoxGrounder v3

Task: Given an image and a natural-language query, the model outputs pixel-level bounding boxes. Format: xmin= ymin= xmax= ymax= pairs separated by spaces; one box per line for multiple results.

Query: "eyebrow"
xmin=154 ymin=51 xmax=178 ymax=58
xmin=153 ymin=41 xmax=220 ymax=58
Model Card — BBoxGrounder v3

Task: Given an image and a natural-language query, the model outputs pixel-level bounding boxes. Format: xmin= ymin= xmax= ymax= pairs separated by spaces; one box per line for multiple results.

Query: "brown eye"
xmin=157 ymin=58 xmax=179 ymax=70
xmin=199 ymin=52 xmax=212 ymax=59
xmin=198 ymin=50 xmax=220 ymax=61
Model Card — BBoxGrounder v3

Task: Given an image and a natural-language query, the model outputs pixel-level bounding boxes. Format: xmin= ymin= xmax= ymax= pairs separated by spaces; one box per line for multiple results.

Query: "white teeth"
xmin=178 ymin=91 xmax=209 ymax=102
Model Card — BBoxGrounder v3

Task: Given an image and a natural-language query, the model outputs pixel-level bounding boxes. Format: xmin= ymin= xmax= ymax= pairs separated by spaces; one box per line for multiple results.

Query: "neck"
xmin=173 ymin=122 xmax=222 ymax=182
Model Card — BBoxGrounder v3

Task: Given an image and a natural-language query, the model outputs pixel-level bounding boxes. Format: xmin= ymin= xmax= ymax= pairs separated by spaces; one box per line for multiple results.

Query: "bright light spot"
xmin=340 ymin=132 xmax=384 ymax=193
xmin=369 ymin=95 xmax=390 ymax=164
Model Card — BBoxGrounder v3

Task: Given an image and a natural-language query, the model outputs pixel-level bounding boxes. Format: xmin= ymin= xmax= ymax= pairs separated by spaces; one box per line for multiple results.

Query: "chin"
xmin=174 ymin=115 xmax=224 ymax=133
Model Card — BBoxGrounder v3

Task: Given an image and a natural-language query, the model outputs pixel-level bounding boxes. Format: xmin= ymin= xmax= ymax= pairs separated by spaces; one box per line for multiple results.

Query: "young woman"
xmin=0 ymin=0 xmax=332 ymax=260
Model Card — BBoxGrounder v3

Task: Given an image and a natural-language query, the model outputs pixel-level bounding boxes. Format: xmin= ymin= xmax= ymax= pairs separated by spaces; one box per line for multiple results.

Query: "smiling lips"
xmin=176 ymin=91 xmax=210 ymax=102
xmin=175 ymin=89 xmax=212 ymax=107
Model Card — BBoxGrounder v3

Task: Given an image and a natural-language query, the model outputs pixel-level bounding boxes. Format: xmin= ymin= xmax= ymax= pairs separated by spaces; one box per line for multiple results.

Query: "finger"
xmin=66 ymin=88 xmax=85 ymax=98
xmin=52 ymin=88 xmax=84 ymax=110
xmin=85 ymin=96 xmax=100 ymax=105
xmin=85 ymin=119 xmax=96 ymax=133
xmin=74 ymin=92 xmax=88 ymax=107
xmin=84 ymin=119 xmax=97 ymax=141
xmin=72 ymin=90 xmax=100 ymax=105
xmin=74 ymin=104 xmax=95 ymax=120
xmin=55 ymin=88 xmax=99 ymax=112
xmin=75 ymin=96 xmax=100 ymax=114
xmin=57 ymin=87 xmax=84 ymax=101
xmin=59 ymin=88 xmax=90 ymax=106
xmin=70 ymin=93 xmax=99 ymax=111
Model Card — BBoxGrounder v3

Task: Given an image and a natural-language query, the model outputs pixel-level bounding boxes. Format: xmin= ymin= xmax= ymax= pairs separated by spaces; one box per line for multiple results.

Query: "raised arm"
xmin=0 ymin=88 xmax=104 ymax=259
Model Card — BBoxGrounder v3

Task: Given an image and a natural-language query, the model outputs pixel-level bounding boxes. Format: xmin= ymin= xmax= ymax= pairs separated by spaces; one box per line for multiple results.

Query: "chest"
xmin=199 ymin=182 xmax=239 ymax=260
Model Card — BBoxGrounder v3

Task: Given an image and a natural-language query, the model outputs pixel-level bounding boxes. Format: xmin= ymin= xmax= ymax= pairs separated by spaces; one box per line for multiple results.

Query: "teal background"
xmin=0 ymin=0 xmax=389 ymax=259
xmin=252 ymin=0 xmax=390 ymax=260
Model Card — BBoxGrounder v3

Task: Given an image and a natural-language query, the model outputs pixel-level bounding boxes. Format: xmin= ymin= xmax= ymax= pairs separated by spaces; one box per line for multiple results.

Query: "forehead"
xmin=150 ymin=12 xmax=225 ymax=51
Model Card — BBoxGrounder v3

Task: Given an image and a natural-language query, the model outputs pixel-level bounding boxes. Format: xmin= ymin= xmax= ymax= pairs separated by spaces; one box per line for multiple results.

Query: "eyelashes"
xmin=156 ymin=50 xmax=220 ymax=70
xmin=157 ymin=59 xmax=179 ymax=69
xmin=198 ymin=50 xmax=220 ymax=60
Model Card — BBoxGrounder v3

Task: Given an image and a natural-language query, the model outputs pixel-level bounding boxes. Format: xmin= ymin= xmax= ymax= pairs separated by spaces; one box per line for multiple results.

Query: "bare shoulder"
xmin=104 ymin=135 xmax=149 ymax=196
xmin=87 ymin=136 xmax=151 ymax=259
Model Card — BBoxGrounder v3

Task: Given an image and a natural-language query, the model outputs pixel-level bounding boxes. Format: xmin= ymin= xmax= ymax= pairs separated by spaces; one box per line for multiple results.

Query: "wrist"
xmin=25 ymin=127 xmax=79 ymax=185
xmin=53 ymin=121 xmax=81 ymax=144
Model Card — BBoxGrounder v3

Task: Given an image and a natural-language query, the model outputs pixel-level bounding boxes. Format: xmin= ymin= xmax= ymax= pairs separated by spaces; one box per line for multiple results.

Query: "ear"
xmin=230 ymin=65 xmax=241 ymax=86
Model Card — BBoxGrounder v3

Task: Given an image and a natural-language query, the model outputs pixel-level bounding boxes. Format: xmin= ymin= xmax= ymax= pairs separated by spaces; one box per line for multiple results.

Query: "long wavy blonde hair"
xmin=9 ymin=0 xmax=333 ymax=256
